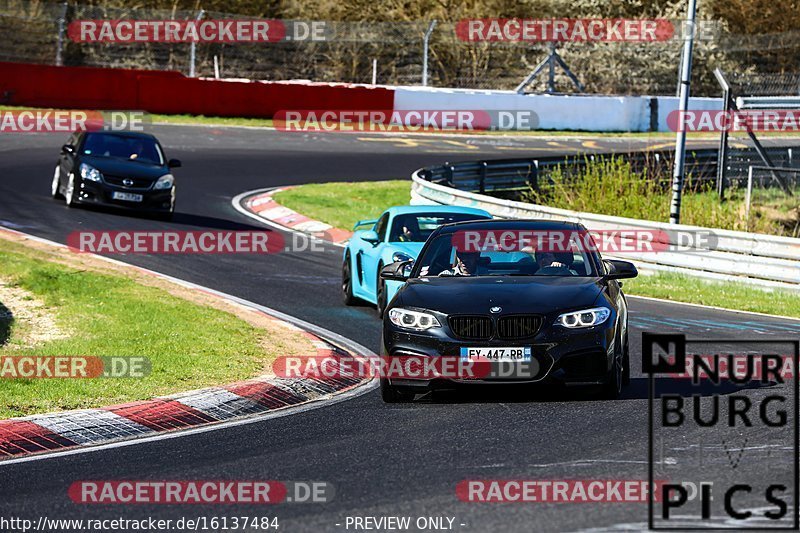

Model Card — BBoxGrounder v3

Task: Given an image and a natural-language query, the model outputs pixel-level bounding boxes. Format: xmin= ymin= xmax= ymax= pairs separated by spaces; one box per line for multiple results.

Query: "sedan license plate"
xmin=112 ymin=191 xmax=143 ymax=202
xmin=460 ymin=347 xmax=531 ymax=362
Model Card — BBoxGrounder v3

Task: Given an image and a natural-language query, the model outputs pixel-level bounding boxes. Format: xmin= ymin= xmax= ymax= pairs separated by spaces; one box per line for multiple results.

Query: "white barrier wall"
xmin=393 ymin=86 xmax=721 ymax=132
xmin=410 ymin=170 xmax=800 ymax=291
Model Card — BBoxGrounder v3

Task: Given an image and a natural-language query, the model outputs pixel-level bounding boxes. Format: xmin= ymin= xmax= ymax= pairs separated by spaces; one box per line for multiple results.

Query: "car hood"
xmin=387 ymin=241 xmax=425 ymax=259
xmin=80 ymin=155 xmax=167 ymax=180
xmin=397 ymin=276 xmax=604 ymax=316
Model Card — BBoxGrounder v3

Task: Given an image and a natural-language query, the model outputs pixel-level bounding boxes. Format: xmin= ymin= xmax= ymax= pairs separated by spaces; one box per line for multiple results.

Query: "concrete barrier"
xmin=394 ymin=85 xmax=720 ymax=132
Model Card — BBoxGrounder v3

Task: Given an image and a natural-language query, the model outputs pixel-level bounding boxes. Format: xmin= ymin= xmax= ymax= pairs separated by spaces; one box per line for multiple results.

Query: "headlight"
xmin=79 ymin=163 xmax=102 ymax=182
xmin=392 ymin=251 xmax=413 ymax=263
xmin=388 ymin=308 xmax=441 ymax=331
xmin=556 ymin=307 xmax=611 ymax=328
xmin=154 ymin=174 xmax=174 ymax=190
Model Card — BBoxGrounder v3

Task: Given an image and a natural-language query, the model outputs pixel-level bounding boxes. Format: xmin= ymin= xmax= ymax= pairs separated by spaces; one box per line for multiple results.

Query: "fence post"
xmin=55 ymin=2 xmax=68 ymax=66
xmin=479 ymin=161 xmax=487 ymax=194
xmin=422 ymin=20 xmax=437 ymax=87
xmin=745 ymin=165 xmax=754 ymax=231
xmin=189 ymin=9 xmax=205 ymax=77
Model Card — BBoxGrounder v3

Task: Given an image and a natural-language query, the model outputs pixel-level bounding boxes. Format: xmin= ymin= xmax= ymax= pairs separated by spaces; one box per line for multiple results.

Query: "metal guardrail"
xmin=418 ymin=148 xmax=799 ymax=196
xmin=736 ymin=96 xmax=800 ymax=109
xmin=411 ymin=157 xmax=800 ymax=291
xmin=417 ymin=150 xmax=721 ymax=194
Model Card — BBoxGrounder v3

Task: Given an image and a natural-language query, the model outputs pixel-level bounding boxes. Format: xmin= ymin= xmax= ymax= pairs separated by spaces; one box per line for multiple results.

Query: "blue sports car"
xmin=342 ymin=205 xmax=492 ymax=316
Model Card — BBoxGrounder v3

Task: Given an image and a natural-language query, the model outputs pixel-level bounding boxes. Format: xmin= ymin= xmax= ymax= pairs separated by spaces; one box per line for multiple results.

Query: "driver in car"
xmin=438 ymin=251 xmax=482 ymax=276
xmin=535 ymin=250 xmax=565 ymax=269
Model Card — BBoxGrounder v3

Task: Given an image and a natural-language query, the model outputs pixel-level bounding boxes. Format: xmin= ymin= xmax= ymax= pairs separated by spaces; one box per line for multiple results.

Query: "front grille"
xmin=449 ymin=315 xmax=493 ymax=340
xmin=103 ymin=174 xmax=153 ymax=190
xmin=497 ymin=315 xmax=542 ymax=339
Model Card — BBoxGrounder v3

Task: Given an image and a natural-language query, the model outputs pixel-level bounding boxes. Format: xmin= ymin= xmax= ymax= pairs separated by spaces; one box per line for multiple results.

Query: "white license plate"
xmin=460 ymin=347 xmax=531 ymax=362
xmin=112 ymin=191 xmax=143 ymax=202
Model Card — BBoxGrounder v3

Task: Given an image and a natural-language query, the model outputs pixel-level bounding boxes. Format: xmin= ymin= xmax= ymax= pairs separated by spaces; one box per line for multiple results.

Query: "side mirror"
xmin=381 ymin=260 xmax=413 ymax=282
xmin=168 ymin=158 xmax=182 ymax=168
xmin=361 ymin=230 xmax=380 ymax=244
xmin=61 ymin=144 xmax=75 ymax=155
xmin=604 ymin=259 xmax=638 ymax=280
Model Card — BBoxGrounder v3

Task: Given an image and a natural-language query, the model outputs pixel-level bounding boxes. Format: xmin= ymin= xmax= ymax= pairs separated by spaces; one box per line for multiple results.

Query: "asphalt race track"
xmin=1 ymin=125 xmax=799 ymax=531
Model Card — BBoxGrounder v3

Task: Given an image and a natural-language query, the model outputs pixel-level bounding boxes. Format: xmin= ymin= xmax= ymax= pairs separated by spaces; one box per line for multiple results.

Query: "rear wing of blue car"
xmin=352 ymin=219 xmax=378 ymax=231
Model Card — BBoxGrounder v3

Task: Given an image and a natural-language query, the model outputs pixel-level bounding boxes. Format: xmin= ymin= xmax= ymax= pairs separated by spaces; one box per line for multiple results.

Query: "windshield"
xmin=416 ymin=232 xmax=599 ymax=277
xmin=81 ymin=133 xmax=164 ymax=165
xmin=388 ymin=212 xmax=488 ymax=243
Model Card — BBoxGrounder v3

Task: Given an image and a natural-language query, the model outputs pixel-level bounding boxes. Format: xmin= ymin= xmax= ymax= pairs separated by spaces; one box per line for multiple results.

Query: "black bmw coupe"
xmin=379 ymin=219 xmax=638 ymax=402
xmin=51 ymin=131 xmax=180 ymax=219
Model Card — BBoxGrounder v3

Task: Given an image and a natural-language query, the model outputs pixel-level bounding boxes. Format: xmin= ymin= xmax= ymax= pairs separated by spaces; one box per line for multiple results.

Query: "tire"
xmin=602 ymin=332 xmax=624 ymax=400
xmin=376 ymin=265 xmax=387 ymax=318
xmin=51 ymin=165 xmax=63 ymax=199
xmin=64 ymin=172 xmax=77 ymax=207
xmin=342 ymin=254 xmax=357 ymax=306
xmin=380 ymin=378 xmax=415 ymax=403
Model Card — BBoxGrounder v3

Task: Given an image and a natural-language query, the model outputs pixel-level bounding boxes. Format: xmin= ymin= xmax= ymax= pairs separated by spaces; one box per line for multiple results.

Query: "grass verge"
xmin=0 ymin=236 xmax=309 ymax=419
xmin=272 ymin=180 xmax=800 ymax=319
xmin=273 ymin=180 xmax=411 ymax=230
xmin=524 ymin=156 xmax=799 ymax=236
xmin=625 ymin=272 xmax=800 ymax=318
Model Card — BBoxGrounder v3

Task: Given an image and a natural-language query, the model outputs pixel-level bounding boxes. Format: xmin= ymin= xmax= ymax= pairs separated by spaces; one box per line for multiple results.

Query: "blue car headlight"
xmin=79 ymin=163 xmax=102 ymax=182
xmin=555 ymin=307 xmax=611 ymax=328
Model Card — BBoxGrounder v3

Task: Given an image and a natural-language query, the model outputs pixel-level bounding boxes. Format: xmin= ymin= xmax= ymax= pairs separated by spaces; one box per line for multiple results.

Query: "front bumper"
xmin=73 ymin=178 xmax=174 ymax=213
xmin=381 ymin=314 xmax=616 ymax=389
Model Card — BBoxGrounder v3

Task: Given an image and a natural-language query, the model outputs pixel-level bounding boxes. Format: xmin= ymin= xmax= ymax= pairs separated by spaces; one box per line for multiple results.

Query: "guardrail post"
xmin=479 ymin=161 xmax=487 ymax=194
xmin=445 ymin=163 xmax=454 ymax=186
xmin=529 ymin=160 xmax=539 ymax=191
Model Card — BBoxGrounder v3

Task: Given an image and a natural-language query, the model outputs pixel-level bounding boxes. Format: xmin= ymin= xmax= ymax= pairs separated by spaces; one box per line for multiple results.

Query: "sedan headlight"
xmin=79 ymin=163 xmax=102 ymax=182
xmin=154 ymin=174 xmax=174 ymax=190
xmin=388 ymin=308 xmax=441 ymax=331
xmin=392 ymin=251 xmax=413 ymax=263
xmin=556 ymin=307 xmax=611 ymax=328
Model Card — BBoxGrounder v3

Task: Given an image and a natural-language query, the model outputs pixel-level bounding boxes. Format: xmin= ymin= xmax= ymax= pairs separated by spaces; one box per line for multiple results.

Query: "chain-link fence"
xmin=3 ymin=0 xmax=800 ymax=96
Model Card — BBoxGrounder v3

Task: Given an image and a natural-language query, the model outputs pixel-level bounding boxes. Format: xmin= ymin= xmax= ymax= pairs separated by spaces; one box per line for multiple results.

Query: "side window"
xmin=375 ymin=214 xmax=389 ymax=241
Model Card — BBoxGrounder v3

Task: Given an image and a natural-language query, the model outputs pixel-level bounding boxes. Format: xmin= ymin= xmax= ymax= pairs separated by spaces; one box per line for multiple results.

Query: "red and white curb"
xmin=0 ymin=227 xmax=376 ymax=462
xmin=235 ymin=187 xmax=352 ymax=245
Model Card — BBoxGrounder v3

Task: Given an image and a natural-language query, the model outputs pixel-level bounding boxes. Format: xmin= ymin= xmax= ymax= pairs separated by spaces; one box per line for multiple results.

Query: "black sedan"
xmin=51 ymin=131 xmax=180 ymax=218
xmin=379 ymin=219 xmax=638 ymax=402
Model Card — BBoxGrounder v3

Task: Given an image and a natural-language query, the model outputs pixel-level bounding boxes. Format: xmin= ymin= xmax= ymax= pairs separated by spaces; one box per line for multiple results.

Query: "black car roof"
xmin=81 ymin=131 xmax=157 ymax=140
xmin=436 ymin=218 xmax=582 ymax=233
